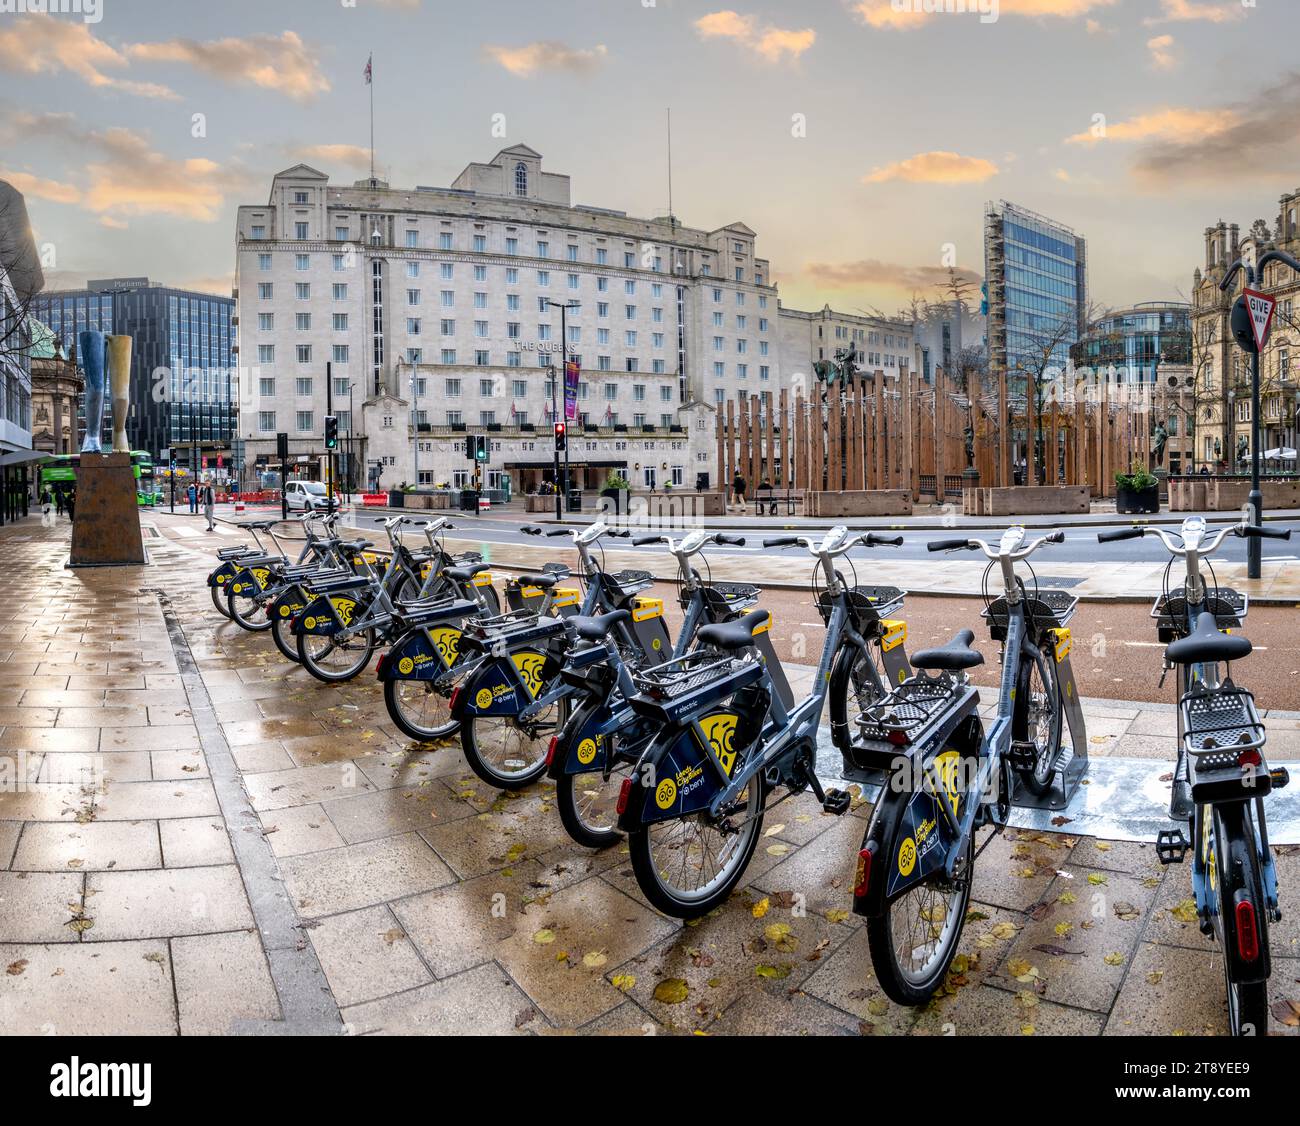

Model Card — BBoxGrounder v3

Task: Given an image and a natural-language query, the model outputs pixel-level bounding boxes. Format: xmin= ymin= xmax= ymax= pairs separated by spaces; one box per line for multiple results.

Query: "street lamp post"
xmin=347 ymin=381 xmax=356 ymax=503
xmin=545 ymin=299 xmax=580 ymax=517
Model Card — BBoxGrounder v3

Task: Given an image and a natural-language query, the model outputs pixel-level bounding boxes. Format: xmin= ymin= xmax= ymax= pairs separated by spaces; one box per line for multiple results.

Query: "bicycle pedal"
xmin=822 ymin=788 xmax=851 ymax=816
xmin=1009 ymin=741 xmax=1037 ymax=770
xmin=1270 ymin=766 xmax=1290 ymax=790
xmin=1156 ymin=828 xmax=1189 ymax=865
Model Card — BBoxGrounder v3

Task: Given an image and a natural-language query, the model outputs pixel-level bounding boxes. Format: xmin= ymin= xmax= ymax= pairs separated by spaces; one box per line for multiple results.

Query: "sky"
xmin=2 ymin=0 xmax=1299 ymax=317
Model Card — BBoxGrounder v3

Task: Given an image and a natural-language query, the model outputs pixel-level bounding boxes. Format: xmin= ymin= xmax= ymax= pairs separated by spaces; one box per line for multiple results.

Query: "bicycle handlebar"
xmin=927 ymin=537 xmax=974 ymax=552
xmin=1097 ymin=527 xmax=1144 ymax=543
xmin=633 ymin=534 xmax=664 ymax=547
xmin=763 ymin=536 xmax=800 ymax=548
xmin=1243 ymin=524 xmax=1291 ymax=540
xmin=545 ymin=528 xmax=570 ymax=537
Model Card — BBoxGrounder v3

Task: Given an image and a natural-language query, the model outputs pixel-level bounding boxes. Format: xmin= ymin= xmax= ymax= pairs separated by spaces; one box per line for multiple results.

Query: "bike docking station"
xmin=67 ymin=330 xmax=148 ymax=570
xmin=982 ymin=588 xmax=1089 ymax=812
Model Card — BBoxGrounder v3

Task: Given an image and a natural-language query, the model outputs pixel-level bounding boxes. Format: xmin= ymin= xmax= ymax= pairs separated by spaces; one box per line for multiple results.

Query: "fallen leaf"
xmin=755 ymin=964 xmax=792 ymax=980
xmin=611 ymin=974 xmax=636 ymax=992
xmin=582 ymin=951 xmax=608 ymax=969
xmin=1113 ymin=902 xmax=1141 ymax=921
xmin=751 ymin=897 xmax=770 ymax=919
xmin=532 ymin=928 xmax=556 ymax=945
xmin=5 ymin=960 xmax=27 ymax=976
xmin=653 ymin=978 xmax=689 ymax=1004
xmin=1103 ymin=952 xmax=1126 ymax=966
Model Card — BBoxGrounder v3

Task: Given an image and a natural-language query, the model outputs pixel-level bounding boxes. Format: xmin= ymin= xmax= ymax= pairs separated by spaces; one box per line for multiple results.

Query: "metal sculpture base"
xmin=68 ymin=453 xmax=148 ymax=568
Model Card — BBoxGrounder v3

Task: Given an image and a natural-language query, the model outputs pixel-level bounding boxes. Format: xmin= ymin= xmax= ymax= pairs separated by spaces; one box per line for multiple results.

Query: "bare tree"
xmin=0 ymin=189 xmax=44 ymax=368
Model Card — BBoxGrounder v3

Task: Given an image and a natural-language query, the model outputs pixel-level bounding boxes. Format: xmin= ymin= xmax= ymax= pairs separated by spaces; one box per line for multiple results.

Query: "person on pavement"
xmin=732 ymin=472 xmax=746 ymax=511
xmin=187 ymin=482 xmax=197 ymax=513
xmin=203 ymin=482 xmax=215 ymax=531
xmin=66 ymin=487 xmax=76 ymax=522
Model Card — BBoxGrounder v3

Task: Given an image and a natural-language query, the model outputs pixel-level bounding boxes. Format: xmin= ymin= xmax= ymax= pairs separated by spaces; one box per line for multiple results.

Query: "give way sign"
xmin=1242 ymin=288 xmax=1276 ymax=351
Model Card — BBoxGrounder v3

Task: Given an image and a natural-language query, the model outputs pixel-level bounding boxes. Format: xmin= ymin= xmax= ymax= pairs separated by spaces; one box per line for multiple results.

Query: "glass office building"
xmin=984 ymin=201 xmax=1087 ymax=393
xmin=1070 ymin=302 xmax=1192 ymax=383
xmin=31 ymin=277 xmax=234 ymax=464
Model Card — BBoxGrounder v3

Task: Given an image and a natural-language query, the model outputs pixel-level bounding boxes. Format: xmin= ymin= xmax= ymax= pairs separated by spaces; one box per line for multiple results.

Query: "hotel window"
xmin=297 ymin=345 xmax=312 ymax=363
xmin=507 ymin=322 xmax=521 ymax=339
xmin=507 ymin=352 xmax=521 ymax=367
xmin=737 ymin=340 xmax=747 ymax=354
xmin=295 ymin=222 xmax=309 ymax=239
xmin=332 ymin=345 xmax=349 ymax=364
xmin=403 ymin=262 xmax=419 ymax=280
xmin=331 ymin=283 xmax=347 ymax=303
xmin=439 ymin=232 xmax=453 ymax=250
xmin=441 ymin=349 xmax=457 ymax=364
xmin=652 ymin=283 xmax=663 ymax=298
xmin=596 ymin=248 xmax=608 ymax=265
xmin=258 ymin=254 xmax=272 ymax=271
xmin=652 ymin=307 xmax=663 ymax=323
xmin=473 ymin=265 xmax=486 ymax=282
xmin=258 ymin=345 xmax=275 ymax=364
xmin=604 ymin=383 xmax=618 ymax=400
xmin=258 ymin=313 xmax=274 ymax=331
xmin=633 ymin=384 xmax=646 ymax=401
xmin=652 ymin=359 xmax=666 ymax=374
xmin=624 ymin=280 xmax=635 ymax=296
xmin=568 ymin=274 xmax=579 ymax=291
xmin=713 ymin=362 xmax=725 ymax=378
xmin=296 ymin=410 xmax=314 ymax=432
xmin=258 ymin=411 xmax=276 ymax=431
xmin=478 ymin=376 xmax=494 ymax=395
xmin=337 ymin=410 xmax=351 ymax=432
xmin=506 ymin=237 xmax=518 ymax=255
xmin=295 ymin=254 xmax=310 ymax=271
xmin=294 ymin=191 xmax=309 ymax=204
xmin=505 ymin=267 xmax=518 ymax=285
xmin=634 ymin=413 xmax=647 ymax=428
xmin=296 ymin=377 xmax=312 ymax=396
xmin=625 ymin=305 xmax=636 ymax=320
xmin=626 ymin=331 xmax=638 ymax=347
xmin=625 ymin=357 xmax=639 ymax=372
xmin=759 ymin=341 xmax=769 ymax=356
xmin=445 ymin=378 xmax=461 ymax=396
xmin=712 ymin=337 xmax=723 ymax=351
xmin=334 ymin=225 xmax=348 ymax=240
xmin=537 ymin=270 xmax=550 ymax=286
xmin=407 ymin=318 xmax=421 ymax=335
xmin=405 ymin=288 xmax=419 ymax=306
xmin=440 ymin=291 xmax=454 ymax=308
xmin=473 ymin=234 xmax=487 ymax=252
xmin=333 ymin=377 xmax=350 ymax=398
xmin=660 ymin=385 xmax=672 ymax=401
xmin=331 ymin=254 xmax=346 ymax=271
xmin=296 ymin=283 xmax=310 ymax=299
xmin=652 ymin=332 xmax=664 ymax=348
xmin=537 ymin=241 xmax=549 ymax=258
xmin=598 ymin=356 xmax=612 ymax=371
xmin=712 ymin=288 xmax=722 ymax=302
xmin=760 ymin=365 xmax=770 ymax=381
xmin=473 ymin=292 xmax=487 ymax=309
xmin=568 ymin=326 xmax=581 ymax=344
xmin=538 ymin=324 xmax=552 ymax=341
xmin=515 ymin=162 xmax=527 ymax=196
xmin=713 ymin=388 xmax=724 ymax=404
xmin=258 ymin=283 xmax=273 ymax=299
xmin=251 ymin=225 xmax=266 ymax=239
xmin=738 ymin=364 xmax=748 ymax=379
xmin=475 ymin=351 xmax=490 ymax=366
xmin=567 ymin=245 xmax=579 ymax=261
xmin=598 ymin=302 xmax=609 ymax=318
xmin=480 ymin=409 xmax=497 ymax=425
xmin=511 ymin=379 xmax=528 ymax=398
xmin=333 ymin=313 xmax=348 ymax=331
xmin=506 ymin=294 xmax=520 ymax=312
xmin=736 ymin=292 xmax=745 ymax=306
xmin=624 ymin=252 xmax=635 ymax=268
xmin=475 ymin=320 xmax=488 ymax=337
xmin=596 ymin=277 xmax=608 ymax=292
xmin=258 ymin=377 xmax=275 ymax=397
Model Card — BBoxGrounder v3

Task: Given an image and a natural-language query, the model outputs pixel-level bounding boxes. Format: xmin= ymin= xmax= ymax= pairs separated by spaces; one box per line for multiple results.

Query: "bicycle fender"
xmin=1050 ymin=633 xmax=1088 ymax=754
xmin=268 ymin=582 xmax=308 ymax=623
xmin=828 ymin=641 xmax=873 ymax=756
xmin=291 ymin=592 xmax=357 ymax=637
xmin=379 ymin=625 xmax=460 ymax=681
xmin=453 ymin=650 xmax=552 ymax=718
xmin=208 ymin=560 xmax=241 ymax=589
xmin=548 ymin=701 xmax=611 ymax=780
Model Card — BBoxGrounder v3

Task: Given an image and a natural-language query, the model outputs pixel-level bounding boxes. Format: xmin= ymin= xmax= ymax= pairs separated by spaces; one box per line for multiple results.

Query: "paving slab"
xmin=171 ymin=929 xmax=282 ymax=1035
xmin=306 ymin=904 xmax=433 ymax=1007
xmin=84 ymin=865 xmax=255 ymax=940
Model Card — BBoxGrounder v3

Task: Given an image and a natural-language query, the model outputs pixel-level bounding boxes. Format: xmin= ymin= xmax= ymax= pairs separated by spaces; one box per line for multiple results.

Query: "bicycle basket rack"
xmin=982 ymin=590 xmax=1077 ymax=640
xmin=629 ymin=650 xmax=762 ymax=724
xmin=695 ymin=581 xmax=761 ymax=618
xmin=854 ymin=674 xmax=974 ymax=750
xmin=606 ymin=568 xmax=654 ymax=599
xmin=1180 ymin=683 xmax=1265 ymax=757
xmin=1152 ymin=586 xmax=1246 ymax=642
xmin=816 ymin=584 xmax=906 ymax=626
xmin=461 ymin=608 xmax=565 ymax=651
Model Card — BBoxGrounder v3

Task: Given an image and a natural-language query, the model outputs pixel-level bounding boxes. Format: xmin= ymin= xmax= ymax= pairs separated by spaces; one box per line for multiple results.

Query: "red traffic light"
xmin=553 ymin=422 xmax=567 ymax=451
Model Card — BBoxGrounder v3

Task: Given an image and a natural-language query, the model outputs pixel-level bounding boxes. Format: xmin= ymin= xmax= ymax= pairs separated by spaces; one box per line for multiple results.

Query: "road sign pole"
xmin=1249 ymin=347 xmax=1262 ymax=579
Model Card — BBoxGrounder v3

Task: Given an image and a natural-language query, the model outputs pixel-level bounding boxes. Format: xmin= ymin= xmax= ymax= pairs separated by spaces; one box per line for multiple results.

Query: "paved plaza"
xmin=1 ymin=513 xmax=1297 ymax=1036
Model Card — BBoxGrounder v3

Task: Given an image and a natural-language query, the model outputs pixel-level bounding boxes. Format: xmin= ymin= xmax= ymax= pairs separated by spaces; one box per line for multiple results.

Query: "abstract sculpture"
xmin=78 ymin=329 xmax=107 ymax=454
xmin=107 ymin=334 xmax=132 ymax=453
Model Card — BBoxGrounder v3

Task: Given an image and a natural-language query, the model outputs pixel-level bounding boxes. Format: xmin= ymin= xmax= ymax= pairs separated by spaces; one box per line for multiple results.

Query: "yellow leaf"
xmin=867 ymin=997 xmax=889 ymax=1016
xmin=752 ymin=897 xmax=770 ymax=919
xmin=1147 ymin=971 xmax=1164 ymax=985
xmin=611 ymin=974 xmax=636 ymax=992
xmin=1020 ymin=1023 xmax=1036 ymax=1036
xmin=582 ymin=951 xmax=608 ymax=969
xmin=1093 ymin=841 xmax=1112 ymax=852
xmin=764 ymin=824 xmax=785 ymax=837
xmin=1006 ymin=958 xmax=1033 ymax=978
xmin=1016 ymin=990 xmax=1038 ymax=1009
xmin=1170 ymin=899 xmax=1199 ymax=924
xmin=653 ymin=978 xmax=689 ymax=1004
xmin=990 ymin=922 xmax=1017 ymax=940
xmin=755 ymin=964 xmax=792 ymax=980
xmin=1054 ymin=922 xmax=1073 ymax=937
xmin=825 ymin=909 xmax=850 ymax=924
xmin=1058 ymin=891 xmax=1078 ymax=904
xmin=766 ymin=843 xmax=791 ymax=857
xmin=1087 ymin=873 xmax=1107 ymax=886
xmin=532 ymin=928 xmax=555 ymax=945
xmin=1103 ymin=951 xmax=1125 ymax=966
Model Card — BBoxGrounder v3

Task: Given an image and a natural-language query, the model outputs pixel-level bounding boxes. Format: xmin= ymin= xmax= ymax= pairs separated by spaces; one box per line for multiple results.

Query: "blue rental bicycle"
xmin=615 ymin=527 xmax=902 ymax=918
xmin=1100 ymin=516 xmax=1291 ymax=1035
xmin=846 ymin=526 xmax=1079 ymax=1003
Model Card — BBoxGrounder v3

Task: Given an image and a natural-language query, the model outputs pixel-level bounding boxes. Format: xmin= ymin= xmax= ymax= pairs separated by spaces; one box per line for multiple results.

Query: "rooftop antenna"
xmin=666 ymin=108 xmax=675 ymax=230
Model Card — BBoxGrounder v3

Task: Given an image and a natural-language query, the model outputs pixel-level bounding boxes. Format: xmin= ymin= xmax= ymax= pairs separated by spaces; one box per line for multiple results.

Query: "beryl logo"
xmin=49 ymin=1058 xmax=151 ymax=1107
xmin=890 ymin=0 xmax=999 ymax=25
xmin=0 ymin=0 xmax=103 ymax=24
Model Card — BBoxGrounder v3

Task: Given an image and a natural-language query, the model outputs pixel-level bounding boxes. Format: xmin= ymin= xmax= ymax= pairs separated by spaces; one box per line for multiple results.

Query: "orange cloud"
xmin=0 ymin=19 xmax=176 ymax=98
xmin=127 ymin=31 xmax=329 ymax=102
xmin=0 ymin=169 xmax=81 ymax=205
xmin=1145 ymin=0 xmax=1243 ymax=24
xmin=864 ymin=151 xmax=999 ymax=184
xmin=1065 ymin=106 xmax=1238 ymax=145
xmin=854 ymin=0 xmax=1118 ymax=29
xmin=1147 ymin=34 xmax=1177 ymax=71
xmin=805 ymin=259 xmax=982 ymax=292
xmin=298 ymin=144 xmax=373 ymax=170
xmin=483 ymin=41 xmax=608 ymax=77
xmin=693 ymin=10 xmax=815 ymax=62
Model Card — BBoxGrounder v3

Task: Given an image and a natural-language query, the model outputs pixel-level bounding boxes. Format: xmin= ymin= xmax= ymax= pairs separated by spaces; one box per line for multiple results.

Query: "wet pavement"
xmin=1 ymin=511 xmax=1297 ymax=1036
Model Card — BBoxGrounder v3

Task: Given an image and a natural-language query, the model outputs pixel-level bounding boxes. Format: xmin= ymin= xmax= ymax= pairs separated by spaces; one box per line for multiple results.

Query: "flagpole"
xmin=368 ymin=52 xmax=375 ymax=183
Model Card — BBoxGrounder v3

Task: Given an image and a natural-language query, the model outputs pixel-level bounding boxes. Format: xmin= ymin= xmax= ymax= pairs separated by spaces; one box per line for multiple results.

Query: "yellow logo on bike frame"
xmin=330 ymin=597 xmax=357 ymax=628
xmin=475 ymin=687 xmax=494 ymax=709
xmin=397 ymin=656 xmax=415 ymax=675
xmin=577 ymin=737 xmax=598 ymax=765
xmin=512 ymin=652 xmax=547 ymax=698
xmin=898 ymin=836 xmax=917 ymax=877
xmin=655 ymin=777 xmax=677 ymax=809
xmin=698 ymin=713 xmax=740 ymax=777
xmin=880 ymin=619 xmax=907 ymax=653
xmin=430 ymin=627 xmax=460 ymax=666
xmin=932 ymin=748 xmax=964 ymax=816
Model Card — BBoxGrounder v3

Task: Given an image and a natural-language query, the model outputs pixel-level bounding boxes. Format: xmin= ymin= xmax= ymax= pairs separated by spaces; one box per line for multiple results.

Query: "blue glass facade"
xmin=1070 ymin=303 xmax=1192 ymax=383
xmin=31 ymin=279 xmax=234 ymax=460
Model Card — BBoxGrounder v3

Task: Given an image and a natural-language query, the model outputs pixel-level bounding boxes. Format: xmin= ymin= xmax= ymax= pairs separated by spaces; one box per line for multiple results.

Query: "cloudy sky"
xmin=2 ymin=0 xmax=1297 ymax=314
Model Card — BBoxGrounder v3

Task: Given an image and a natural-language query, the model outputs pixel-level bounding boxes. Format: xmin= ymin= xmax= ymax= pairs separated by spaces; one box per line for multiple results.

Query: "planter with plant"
xmin=1114 ymin=461 xmax=1160 ymax=514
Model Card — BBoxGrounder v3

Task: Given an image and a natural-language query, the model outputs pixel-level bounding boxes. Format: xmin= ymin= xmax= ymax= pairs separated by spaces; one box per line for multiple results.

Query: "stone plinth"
xmin=68 ymin=452 xmax=147 ymax=567
xmin=963 ymin=486 xmax=1089 ymax=517
xmin=802 ymin=490 xmax=913 ymax=517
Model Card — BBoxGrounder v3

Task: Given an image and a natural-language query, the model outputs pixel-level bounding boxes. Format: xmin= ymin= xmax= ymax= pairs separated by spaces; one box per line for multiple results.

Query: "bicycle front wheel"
xmin=556 ymin=760 xmax=634 ymax=849
xmin=271 ymin=614 xmax=301 ymax=662
xmin=1014 ymin=651 xmax=1062 ymax=797
xmin=627 ymin=772 xmax=764 ymax=918
xmin=297 ymin=628 xmax=376 ymax=683
xmin=384 ymin=677 xmax=458 ymax=743
xmin=211 ymin=580 xmax=233 ymax=618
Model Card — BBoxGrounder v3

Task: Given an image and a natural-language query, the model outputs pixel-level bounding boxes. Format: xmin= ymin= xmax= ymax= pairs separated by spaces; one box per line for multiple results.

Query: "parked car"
xmin=284 ymin=480 xmax=336 ymax=512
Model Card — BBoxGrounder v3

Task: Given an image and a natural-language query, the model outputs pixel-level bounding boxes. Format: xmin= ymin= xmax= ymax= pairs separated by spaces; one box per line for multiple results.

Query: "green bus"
xmin=40 ymin=452 xmax=162 ymax=506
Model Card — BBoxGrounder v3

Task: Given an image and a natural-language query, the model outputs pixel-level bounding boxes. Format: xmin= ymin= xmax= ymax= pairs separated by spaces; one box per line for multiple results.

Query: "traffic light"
xmin=553 ymin=421 xmax=567 ymax=452
xmin=470 ymin=434 xmax=488 ymax=462
xmin=324 ymin=415 xmax=339 ymax=450
xmin=466 ymin=435 xmax=477 ymax=462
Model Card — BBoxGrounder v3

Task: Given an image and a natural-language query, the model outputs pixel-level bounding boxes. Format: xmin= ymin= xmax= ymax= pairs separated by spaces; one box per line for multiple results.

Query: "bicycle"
xmin=1099 ymin=516 xmax=1291 ymax=1035
xmin=206 ymin=516 xmax=321 ymax=620
xmin=546 ymin=528 xmax=764 ymax=848
xmin=447 ymin=521 xmax=661 ymax=790
xmin=845 ymin=526 xmax=1078 ymax=1003
xmin=614 ymin=526 xmax=903 ymax=918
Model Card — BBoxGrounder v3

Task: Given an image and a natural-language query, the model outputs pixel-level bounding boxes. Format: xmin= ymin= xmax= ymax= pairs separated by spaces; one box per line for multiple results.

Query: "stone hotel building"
xmin=234 ymin=146 xmax=912 ymax=493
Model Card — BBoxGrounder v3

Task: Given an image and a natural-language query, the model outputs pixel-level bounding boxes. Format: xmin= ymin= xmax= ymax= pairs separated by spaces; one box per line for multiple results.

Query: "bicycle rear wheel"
xmin=211 ymin=580 xmax=233 ymax=618
xmin=271 ymin=615 xmax=301 ymax=662
xmin=384 ymin=677 xmax=458 ymax=743
xmin=1014 ymin=651 xmax=1062 ymax=796
xmin=226 ymin=583 xmax=272 ymax=632
xmin=297 ymin=628 xmax=376 ymax=683
xmin=461 ymin=697 xmax=568 ymax=790
xmin=1210 ymin=803 xmax=1272 ymax=1036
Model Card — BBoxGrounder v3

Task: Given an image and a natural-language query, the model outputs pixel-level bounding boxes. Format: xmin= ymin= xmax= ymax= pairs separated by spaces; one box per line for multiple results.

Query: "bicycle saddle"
xmin=515 ymin=572 xmax=558 ymax=590
xmin=339 ymin=540 xmax=374 ymax=554
xmin=1165 ymin=611 xmax=1252 ymax=666
xmin=569 ymin=609 xmax=630 ymax=642
xmin=239 ymin=520 xmax=277 ymax=531
xmin=911 ymin=629 xmax=984 ymax=671
xmin=696 ymin=609 xmax=769 ymax=650
xmin=444 ymin=562 xmax=492 ymax=583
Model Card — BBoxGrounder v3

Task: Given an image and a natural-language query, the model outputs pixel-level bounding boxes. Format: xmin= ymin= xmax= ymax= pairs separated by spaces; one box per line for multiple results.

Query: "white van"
xmin=284 ymin=480 xmax=334 ymax=512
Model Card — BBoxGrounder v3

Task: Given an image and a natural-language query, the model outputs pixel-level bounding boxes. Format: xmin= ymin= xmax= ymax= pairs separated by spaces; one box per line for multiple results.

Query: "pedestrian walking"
xmin=732 ymin=472 xmax=747 ymax=512
xmin=54 ymin=487 xmax=65 ymax=516
xmin=203 ymin=482 xmax=215 ymax=531
xmin=66 ymin=487 xmax=76 ymax=522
